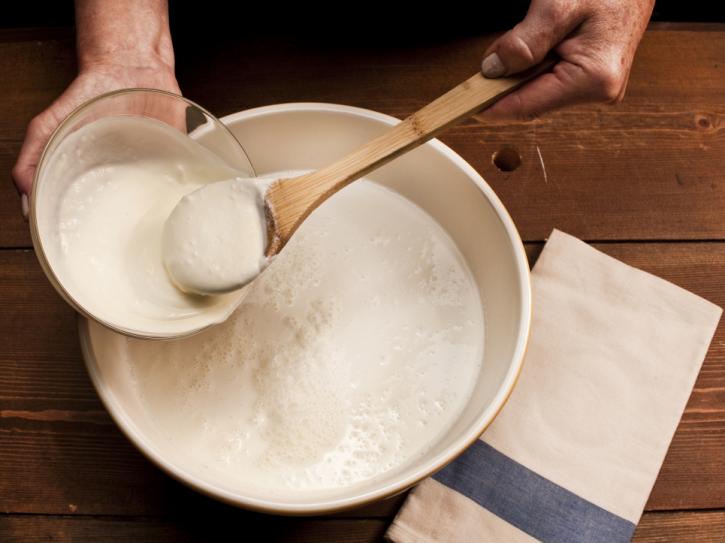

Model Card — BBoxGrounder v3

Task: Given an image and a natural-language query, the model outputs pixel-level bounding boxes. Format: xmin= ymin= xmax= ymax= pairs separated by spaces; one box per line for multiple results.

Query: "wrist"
xmin=78 ymin=48 xmax=174 ymax=72
xmin=78 ymin=39 xmax=174 ymax=73
xmin=73 ymin=52 xmax=180 ymax=97
xmin=75 ymin=0 xmax=174 ymax=73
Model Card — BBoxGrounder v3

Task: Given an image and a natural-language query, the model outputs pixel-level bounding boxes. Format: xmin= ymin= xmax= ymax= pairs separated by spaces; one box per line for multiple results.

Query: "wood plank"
xmin=1 ymin=242 xmax=723 ymax=515
xmin=0 ymin=31 xmax=75 ymax=249
xmin=1 ymin=26 xmax=723 ymax=247
xmin=633 ymin=511 xmax=725 ymax=542
xmin=0 ymin=516 xmax=388 ymax=543
xmin=0 ymin=510 xmax=723 ymax=542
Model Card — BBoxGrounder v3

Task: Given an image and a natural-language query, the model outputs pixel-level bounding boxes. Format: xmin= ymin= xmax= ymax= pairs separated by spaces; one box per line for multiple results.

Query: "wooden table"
xmin=1 ymin=22 xmax=724 ymax=542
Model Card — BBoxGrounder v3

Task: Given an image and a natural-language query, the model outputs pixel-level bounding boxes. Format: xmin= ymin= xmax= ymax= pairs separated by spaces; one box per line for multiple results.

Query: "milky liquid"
xmin=40 ymin=116 xmax=249 ymax=336
xmin=107 ymin=178 xmax=485 ymax=497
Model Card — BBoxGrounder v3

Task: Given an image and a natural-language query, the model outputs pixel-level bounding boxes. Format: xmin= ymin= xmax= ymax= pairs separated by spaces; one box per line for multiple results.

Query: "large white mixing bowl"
xmin=79 ymin=103 xmax=531 ymax=514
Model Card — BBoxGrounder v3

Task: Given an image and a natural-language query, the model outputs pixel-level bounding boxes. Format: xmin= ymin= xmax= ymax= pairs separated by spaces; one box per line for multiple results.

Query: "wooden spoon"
xmin=163 ymin=60 xmax=554 ymax=295
xmin=264 ymin=59 xmax=554 ymax=255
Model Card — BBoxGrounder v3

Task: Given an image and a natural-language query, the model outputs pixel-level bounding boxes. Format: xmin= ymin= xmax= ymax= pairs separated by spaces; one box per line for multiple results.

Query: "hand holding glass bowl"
xmin=30 ymin=89 xmax=257 ymax=339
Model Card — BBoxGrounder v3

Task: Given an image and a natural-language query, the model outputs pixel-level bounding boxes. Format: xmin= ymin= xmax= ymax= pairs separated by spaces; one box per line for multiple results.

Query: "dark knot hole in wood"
xmin=492 ymin=147 xmax=521 ymax=172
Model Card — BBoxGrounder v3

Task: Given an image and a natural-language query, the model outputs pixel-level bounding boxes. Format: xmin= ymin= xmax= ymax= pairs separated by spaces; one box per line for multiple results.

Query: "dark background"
xmin=2 ymin=1 xmax=721 ymax=79
xmin=1 ymin=1 xmax=722 ymax=35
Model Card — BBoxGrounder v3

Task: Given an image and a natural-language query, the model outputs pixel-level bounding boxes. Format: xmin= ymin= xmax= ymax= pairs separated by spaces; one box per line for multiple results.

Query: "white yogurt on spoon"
xmin=162 ymin=177 xmax=268 ymax=295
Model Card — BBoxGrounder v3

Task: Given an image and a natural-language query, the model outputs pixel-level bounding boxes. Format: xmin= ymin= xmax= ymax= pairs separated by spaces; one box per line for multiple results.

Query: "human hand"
xmin=12 ymin=0 xmax=176 ymax=217
xmin=12 ymin=60 xmax=180 ymax=204
xmin=479 ymin=0 xmax=655 ymax=120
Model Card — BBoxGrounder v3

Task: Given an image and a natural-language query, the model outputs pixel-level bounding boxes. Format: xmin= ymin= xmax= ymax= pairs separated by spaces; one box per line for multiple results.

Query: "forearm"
xmin=75 ymin=0 xmax=174 ymax=71
xmin=12 ymin=0 xmax=179 ymax=197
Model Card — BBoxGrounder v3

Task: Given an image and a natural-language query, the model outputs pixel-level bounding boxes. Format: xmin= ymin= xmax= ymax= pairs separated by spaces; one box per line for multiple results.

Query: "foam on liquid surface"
xmin=102 ymin=177 xmax=484 ymax=497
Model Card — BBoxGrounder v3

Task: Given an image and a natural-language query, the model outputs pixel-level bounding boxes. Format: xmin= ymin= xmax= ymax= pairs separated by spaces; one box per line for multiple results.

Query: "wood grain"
xmin=1 ymin=26 xmax=723 ymax=248
xmin=0 ymin=516 xmax=388 ymax=543
xmin=632 ymin=511 xmax=725 ymax=542
xmin=0 ymin=511 xmax=724 ymax=542
xmin=0 ymin=31 xmax=75 ymax=249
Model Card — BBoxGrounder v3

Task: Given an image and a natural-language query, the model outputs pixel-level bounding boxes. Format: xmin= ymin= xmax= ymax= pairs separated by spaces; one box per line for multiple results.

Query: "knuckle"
xmin=28 ymin=112 xmax=55 ymax=137
xmin=11 ymin=162 xmax=22 ymax=182
xmin=507 ymin=30 xmax=537 ymax=64
xmin=27 ymin=115 xmax=47 ymax=135
xmin=610 ymin=90 xmax=625 ymax=104
xmin=591 ymin=64 xmax=625 ymax=102
xmin=11 ymin=163 xmax=29 ymax=191
xmin=510 ymin=93 xmax=539 ymax=122
xmin=519 ymin=110 xmax=541 ymax=122
xmin=26 ymin=116 xmax=42 ymax=133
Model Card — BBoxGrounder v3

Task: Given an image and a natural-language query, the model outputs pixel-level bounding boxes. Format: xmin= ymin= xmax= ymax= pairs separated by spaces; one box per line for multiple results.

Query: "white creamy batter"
xmin=162 ymin=177 xmax=268 ymax=295
xmin=90 ymin=179 xmax=484 ymax=497
xmin=38 ymin=116 xmax=253 ymax=336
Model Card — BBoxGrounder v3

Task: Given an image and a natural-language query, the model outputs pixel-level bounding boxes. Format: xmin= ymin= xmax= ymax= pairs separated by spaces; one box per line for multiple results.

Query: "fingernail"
xmin=21 ymin=194 xmax=29 ymax=219
xmin=481 ymin=53 xmax=506 ymax=78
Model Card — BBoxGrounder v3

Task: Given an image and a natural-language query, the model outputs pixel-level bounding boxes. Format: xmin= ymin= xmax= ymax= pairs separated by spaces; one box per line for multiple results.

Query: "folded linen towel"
xmin=387 ymin=229 xmax=722 ymax=543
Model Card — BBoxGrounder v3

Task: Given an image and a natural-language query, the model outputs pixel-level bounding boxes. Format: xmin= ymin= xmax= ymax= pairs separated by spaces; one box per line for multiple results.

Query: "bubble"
xmin=116 ymin=179 xmax=484 ymax=495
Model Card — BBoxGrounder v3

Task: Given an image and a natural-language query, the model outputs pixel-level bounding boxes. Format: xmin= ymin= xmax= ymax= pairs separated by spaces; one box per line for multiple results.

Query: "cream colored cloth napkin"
xmin=387 ymin=229 xmax=721 ymax=543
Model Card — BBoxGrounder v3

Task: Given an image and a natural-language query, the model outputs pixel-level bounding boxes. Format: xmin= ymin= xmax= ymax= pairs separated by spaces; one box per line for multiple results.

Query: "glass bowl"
xmin=29 ymin=88 xmax=256 ymax=339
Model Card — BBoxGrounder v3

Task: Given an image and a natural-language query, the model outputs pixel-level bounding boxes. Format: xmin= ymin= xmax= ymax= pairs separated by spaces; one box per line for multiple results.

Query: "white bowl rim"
xmin=80 ymin=101 xmax=532 ymax=515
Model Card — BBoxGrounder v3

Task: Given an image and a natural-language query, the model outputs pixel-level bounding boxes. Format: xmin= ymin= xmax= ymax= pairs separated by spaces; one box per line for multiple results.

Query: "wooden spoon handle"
xmin=266 ymin=58 xmax=555 ymax=251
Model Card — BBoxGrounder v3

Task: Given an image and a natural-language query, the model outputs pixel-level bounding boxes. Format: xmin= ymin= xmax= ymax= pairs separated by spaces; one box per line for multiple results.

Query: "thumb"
xmin=12 ymin=113 xmax=55 ymax=197
xmin=481 ymin=1 xmax=582 ymax=78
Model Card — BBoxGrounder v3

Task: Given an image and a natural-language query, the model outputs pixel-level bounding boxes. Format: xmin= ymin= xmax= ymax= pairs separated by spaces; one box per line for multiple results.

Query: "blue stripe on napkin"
xmin=433 ymin=440 xmax=636 ymax=543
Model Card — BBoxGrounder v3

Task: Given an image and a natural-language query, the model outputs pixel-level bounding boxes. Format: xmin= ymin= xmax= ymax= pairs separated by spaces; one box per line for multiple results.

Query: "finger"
xmin=481 ymin=0 xmax=584 ymax=78
xmin=477 ymin=59 xmax=618 ymax=121
xmin=11 ymin=113 xmax=57 ymax=196
xmin=141 ymin=89 xmax=189 ymax=134
xmin=614 ymin=66 xmax=631 ymax=103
